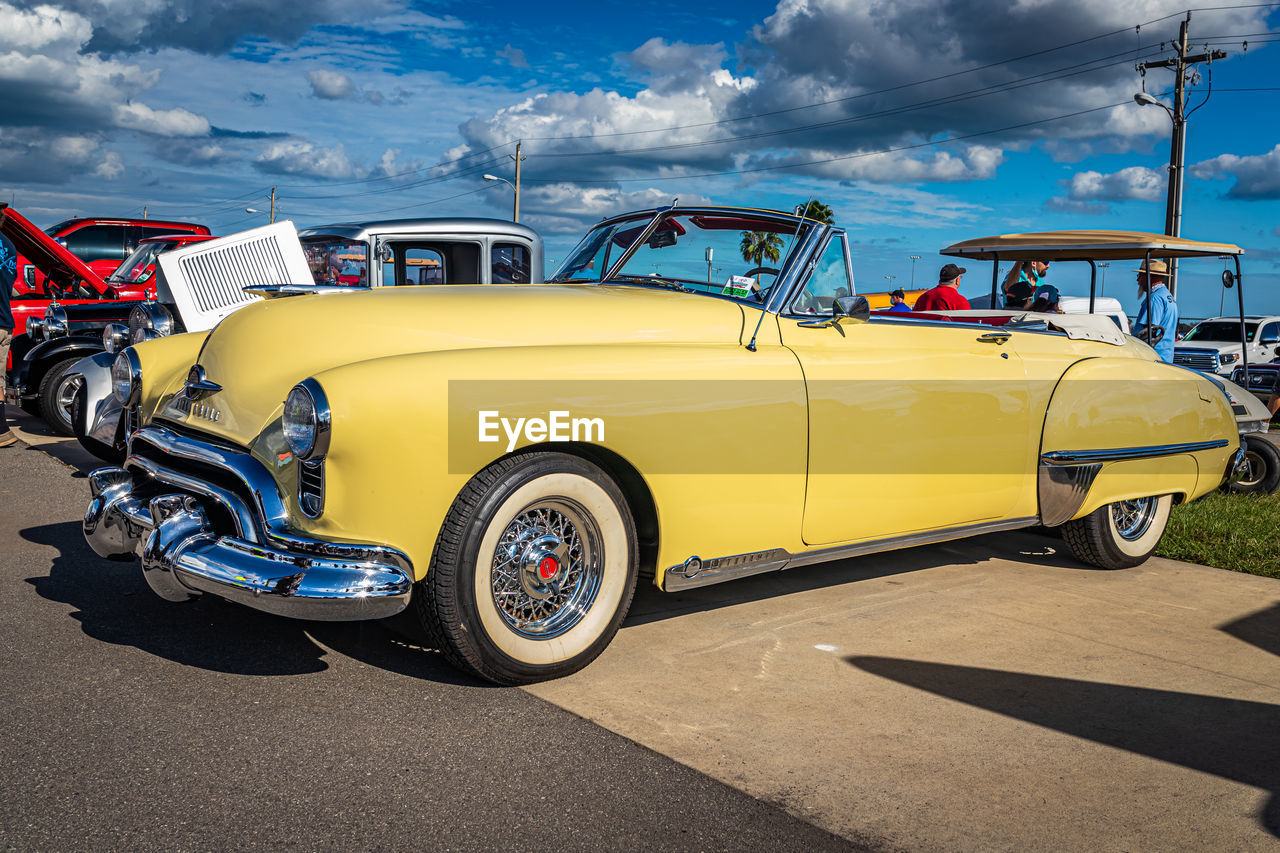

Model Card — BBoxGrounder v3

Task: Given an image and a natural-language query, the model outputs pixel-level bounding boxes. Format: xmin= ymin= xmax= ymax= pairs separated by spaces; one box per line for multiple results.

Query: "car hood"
xmin=1175 ymin=341 xmax=1243 ymax=354
xmin=153 ymin=284 xmax=748 ymax=446
xmin=0 ymin=204 xmax=105 ymax=291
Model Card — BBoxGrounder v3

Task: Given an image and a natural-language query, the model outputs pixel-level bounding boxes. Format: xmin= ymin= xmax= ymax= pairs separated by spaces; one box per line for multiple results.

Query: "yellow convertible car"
xmin=84 ymin=205 xmax=1243 ymax=684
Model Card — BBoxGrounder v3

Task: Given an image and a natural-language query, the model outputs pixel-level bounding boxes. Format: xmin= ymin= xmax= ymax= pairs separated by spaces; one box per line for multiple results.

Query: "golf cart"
xmin=940 ymin=230 xmax=1277 ymax=494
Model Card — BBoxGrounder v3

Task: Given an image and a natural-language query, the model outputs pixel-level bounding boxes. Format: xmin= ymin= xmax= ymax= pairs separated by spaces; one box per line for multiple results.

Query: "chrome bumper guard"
xmin=83 ymin=428 xmax=413 ymax=621
xmin=1226 ymin=444 xmax=1249 ymax=485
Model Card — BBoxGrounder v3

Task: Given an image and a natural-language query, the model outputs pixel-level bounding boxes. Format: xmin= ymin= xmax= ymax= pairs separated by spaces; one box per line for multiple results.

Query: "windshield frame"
xmin=549 ymin=206 xmax=824 ymax=313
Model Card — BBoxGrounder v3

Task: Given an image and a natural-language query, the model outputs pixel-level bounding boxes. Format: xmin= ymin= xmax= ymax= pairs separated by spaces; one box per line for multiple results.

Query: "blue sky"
xmin=3 ymin=0 xmax=1280 ymax=320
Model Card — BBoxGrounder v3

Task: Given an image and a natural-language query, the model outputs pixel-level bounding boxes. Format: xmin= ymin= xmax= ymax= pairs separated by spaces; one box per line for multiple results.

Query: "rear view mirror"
xmin=834 ymin=295 xmax=871 ymax=322
xmin=647 ymin=229 xmax=678 ymax=249
xmin=1222 ymin=270 xmax=1235 ymax=289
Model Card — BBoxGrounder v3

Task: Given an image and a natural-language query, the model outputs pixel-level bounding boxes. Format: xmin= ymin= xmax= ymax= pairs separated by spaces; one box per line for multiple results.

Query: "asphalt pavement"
xmin=0 ymin=413 xmax=858 ymax=852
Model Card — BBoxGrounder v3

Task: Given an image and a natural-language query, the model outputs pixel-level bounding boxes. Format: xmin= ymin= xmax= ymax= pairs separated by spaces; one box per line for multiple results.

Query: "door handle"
xmin=977 ymin=331 xmax=1011 ymax=345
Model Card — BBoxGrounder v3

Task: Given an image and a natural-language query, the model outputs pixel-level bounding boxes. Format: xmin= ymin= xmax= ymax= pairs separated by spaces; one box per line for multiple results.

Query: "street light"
xmin=483 ymin=174 xmax=519 ymax=223
xmin=909 ymin=255 xmax=920 ymax=288
xmin=1098 ymin=262 xmax=1110 ymax=297
xmin=884 ymin=273 xmax=896 ymax=289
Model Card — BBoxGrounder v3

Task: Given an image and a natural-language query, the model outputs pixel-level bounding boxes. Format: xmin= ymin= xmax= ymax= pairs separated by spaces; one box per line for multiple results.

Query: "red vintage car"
xmin=14 ymin=214 xmax=209 ymax=297
xmin=5 ymin=221 xmax=214 ymax=433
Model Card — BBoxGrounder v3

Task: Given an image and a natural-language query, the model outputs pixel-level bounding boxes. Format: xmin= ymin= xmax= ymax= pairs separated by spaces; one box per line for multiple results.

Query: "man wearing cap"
xmin=1132 ymin=259 xmax=1178 ymax=363
xmin=913 ymin=263 xmax=971 ymax=312
xmin=888 ymin=288 xmax=911 ymax=312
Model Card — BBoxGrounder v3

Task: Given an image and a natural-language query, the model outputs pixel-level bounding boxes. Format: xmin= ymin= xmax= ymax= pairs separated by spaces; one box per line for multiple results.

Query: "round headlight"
xmin=282 ymin=379 xmax=330 ymax=460
xmin=127 ymin=302 xmax=174 ymax=340
xmin=26 ymin=316 xmax=45 ymax=340
xmin=111 ymin=349 xmax=142 ymax=405
xmin=44 ymin=305 xmax=68 ymax=339
xmin=131 ymin=327 xmax=162 ymax=345
xmin=103 ymin=323 xmax=130 ymax=354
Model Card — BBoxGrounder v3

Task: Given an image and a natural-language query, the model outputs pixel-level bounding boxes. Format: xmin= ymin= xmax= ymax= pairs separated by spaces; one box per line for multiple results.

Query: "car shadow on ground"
xmin=846 ymin=655 xmax=1280 ymax=839
xmin=21 ymin=520 xmax=487 ymax=686
xmin=623 ymin=529 xmax=1093 ymax=627
xmin=1219 ymin=602 xmax=1280 ymax=659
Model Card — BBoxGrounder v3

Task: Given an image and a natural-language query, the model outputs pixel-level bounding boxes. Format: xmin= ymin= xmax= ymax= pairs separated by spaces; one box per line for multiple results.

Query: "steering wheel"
xmin=1144 ymin=326 xmax=1165 ymax=345
xmin=740 ymin=267 xmax=781 ymax=302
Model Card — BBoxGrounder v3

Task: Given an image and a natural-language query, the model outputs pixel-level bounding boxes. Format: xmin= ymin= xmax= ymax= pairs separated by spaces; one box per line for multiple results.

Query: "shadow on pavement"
xmin=624 ymin=530 xmax=1098 ymax=628
xmin=1219 ymin=602 xmax=1280 ymax=659
xmin=847 ymin=655 xmax=1280 ymax=838
xmin=20 ymin=520 xmax=486 ymax=686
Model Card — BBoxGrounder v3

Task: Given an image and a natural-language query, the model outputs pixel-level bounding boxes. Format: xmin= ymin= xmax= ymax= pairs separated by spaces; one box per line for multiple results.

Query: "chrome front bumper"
xmin=83 ymin=427 xmax=412 ymax=621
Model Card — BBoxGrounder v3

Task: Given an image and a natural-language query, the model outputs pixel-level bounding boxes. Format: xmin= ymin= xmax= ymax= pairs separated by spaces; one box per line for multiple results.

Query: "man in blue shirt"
xmin=0 ymin=230 xmax=17 ymax=447
xmin=1132 ymin=259 xmax=1178 ymax=363
xmin=888 ymin=288 xmax=912 ymax=312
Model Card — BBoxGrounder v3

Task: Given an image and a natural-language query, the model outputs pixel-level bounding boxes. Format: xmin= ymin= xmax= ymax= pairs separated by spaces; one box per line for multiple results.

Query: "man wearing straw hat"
xmin=1132 ymin=258 xmax=1178 ymax=364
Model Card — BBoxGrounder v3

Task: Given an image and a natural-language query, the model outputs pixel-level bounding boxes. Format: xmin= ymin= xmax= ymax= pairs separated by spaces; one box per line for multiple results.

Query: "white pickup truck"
xmin=1173 ymin=315 xmax=1280 ymax=376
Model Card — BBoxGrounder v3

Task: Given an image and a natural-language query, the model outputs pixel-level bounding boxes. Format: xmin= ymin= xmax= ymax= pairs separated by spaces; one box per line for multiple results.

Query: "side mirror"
xmin=833 ymin=295 xmax=871 ymax=322
xmin=1222 ymin=270 xmax=1235 ymax=289
xmin=378 ymin=244 xmax=393 ymax=263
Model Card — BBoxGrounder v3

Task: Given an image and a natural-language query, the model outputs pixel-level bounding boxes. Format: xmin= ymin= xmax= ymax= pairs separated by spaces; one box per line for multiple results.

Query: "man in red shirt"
xmin=913 ymin=263 xmax=971 ymax=312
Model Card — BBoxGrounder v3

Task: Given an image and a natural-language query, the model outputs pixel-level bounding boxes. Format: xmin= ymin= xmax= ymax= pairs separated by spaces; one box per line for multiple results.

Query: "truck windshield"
xmin=1182 ymin=320 xmax=1259 ymax=342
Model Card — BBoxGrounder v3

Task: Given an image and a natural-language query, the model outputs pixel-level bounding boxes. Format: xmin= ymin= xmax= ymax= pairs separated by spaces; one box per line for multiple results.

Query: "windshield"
xmin=302 ymin=237 xmax=369 ymax=286
xmin=108 ymin=241 xmax=167 ymax=284
xmin=1182 ymin=320 xmax=1258 ymax=342
xmin=551 ymin=211 xmax=805 ymax=304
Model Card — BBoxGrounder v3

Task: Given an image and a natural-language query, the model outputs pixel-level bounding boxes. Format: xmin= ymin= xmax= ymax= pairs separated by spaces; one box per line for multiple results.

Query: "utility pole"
xmin=509 ymin=142 xmax=524 ymax=222
xmin=142 ymin=205 xmax=147 ymax=219
xmin=1135 ymin=13 xmax=1225 ymax=296
xmin=269 ymin=186 xmax=277 ymax=223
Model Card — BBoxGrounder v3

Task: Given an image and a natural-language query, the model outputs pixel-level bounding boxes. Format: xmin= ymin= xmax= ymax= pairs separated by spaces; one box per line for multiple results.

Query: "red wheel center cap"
xmin=537 ymin=556 xmax=559 ymax=580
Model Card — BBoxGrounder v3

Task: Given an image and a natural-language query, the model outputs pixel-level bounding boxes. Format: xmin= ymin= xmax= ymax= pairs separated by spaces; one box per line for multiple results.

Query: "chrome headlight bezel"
xmin=44 ymin=305 xmax=68 ymax=339
xmin=127 ymin=302 xmax=175 ymax=340
xmin=111 ymin=348 xmax=142 ymax=405
xmin=25 ymin=316 xmax=45 ymax=340
xmin=282 ymin=379 xmax=331 ymax=461
xmin=103 ymin=323 xmax=130 ymax=354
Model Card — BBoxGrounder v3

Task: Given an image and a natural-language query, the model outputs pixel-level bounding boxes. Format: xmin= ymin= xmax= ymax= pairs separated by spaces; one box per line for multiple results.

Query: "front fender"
xmin=70 ymin=351 xmax=123 ymax=444
xmin=131 ymin=332 xmax=209 ymax=424
xmin=289 ymin=343 xmax=808 ymax=582
xmin=16 ymin=336 xmax=104 ymax=395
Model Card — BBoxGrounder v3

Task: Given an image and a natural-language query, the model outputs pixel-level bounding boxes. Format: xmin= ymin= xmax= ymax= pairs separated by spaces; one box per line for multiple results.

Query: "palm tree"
xmin=798 ymin=200 xmax=835 ymax=224
xmin=740 ymin=230 xmax=784 ymax=277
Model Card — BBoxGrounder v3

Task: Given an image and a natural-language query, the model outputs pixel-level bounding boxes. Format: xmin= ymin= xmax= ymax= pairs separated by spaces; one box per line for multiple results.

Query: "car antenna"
xmin=747 ymin=196 xmax=813 ymax=352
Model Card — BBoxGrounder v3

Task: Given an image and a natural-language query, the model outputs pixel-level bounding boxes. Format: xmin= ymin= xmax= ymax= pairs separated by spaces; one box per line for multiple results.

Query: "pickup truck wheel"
xmin=70 ymin=382 xmax=125 ymax=464
xmin=415 ymin=452 xmax=638 ymax=685
xmin=1061 ymin=494 xmax=1172 ymax=569
xmin=37 ymin=357 xmax=83 ymax=436
xmin=1226 ymin=435 xmax=1280 ymax=494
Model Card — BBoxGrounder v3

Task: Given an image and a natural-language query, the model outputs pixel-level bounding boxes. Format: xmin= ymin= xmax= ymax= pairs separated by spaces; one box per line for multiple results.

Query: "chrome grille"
xmin=298 ymin=459 xmax=325 ymax=518
xmin=1173 ymin=348 xmax=1219 ymax=371
xmin=178 ymin=234 xmax=291 ymax=314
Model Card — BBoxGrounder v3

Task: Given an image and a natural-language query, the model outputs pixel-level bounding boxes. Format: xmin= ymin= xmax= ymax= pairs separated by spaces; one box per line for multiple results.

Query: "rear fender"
xmin=1038 ymin=357 xmax=1238 ymax=524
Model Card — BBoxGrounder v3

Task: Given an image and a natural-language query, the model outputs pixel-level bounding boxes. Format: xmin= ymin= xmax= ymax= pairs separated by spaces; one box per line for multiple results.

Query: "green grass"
xmin=1159 ymin=490 xmax=1280 ymax=578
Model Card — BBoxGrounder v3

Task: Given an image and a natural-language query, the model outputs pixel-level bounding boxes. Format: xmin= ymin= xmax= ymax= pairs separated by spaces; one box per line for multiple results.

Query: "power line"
xmin=529 ymin=46 xmax=1172 ymax=160
xmin=524 ymin=99 xmax=1134 ymax=184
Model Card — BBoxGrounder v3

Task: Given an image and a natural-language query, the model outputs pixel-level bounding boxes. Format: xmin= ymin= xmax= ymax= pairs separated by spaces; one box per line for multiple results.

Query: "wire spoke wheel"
xmin=1110 ymin=496 xmax=1157 ymax=541
xmin=489 ymin=498 xmax=603 ymax=639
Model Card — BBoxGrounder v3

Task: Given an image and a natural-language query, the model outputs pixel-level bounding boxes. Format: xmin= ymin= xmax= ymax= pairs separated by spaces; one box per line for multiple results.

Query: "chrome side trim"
xmin=1038 ymin=463 xmax=1103 ymax=527
xmin=1040 ymin=439 xmax=1229 ymax=466
xmin=663 ymin=517 xmax=1039 ymax=591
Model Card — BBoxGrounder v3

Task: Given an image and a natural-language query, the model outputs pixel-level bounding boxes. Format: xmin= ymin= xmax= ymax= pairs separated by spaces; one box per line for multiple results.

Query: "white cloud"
xmin=307 ymin=69 xmax=356 ymax=100
xmin=497 ymin=44 xmax=528 ymax=69
xmin=1192 ymin=145 xmax=1280 ymax=200
xmin=1064 ymin=166 xmax=1167 ymax=202
xmin=255 ymin=140 xmax=358 ymax=178
xmin=0 ymin=2 xmax=92 ymax=52
xmin=113 ymin=101 xmax=211 ymax=136
xmin=94 ymin=151 xmax=124 ymax=178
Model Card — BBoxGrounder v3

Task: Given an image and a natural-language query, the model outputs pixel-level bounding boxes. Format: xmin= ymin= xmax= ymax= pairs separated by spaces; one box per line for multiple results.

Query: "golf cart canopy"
xmin=940 ymin=230 xmax=1243 ymax=261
